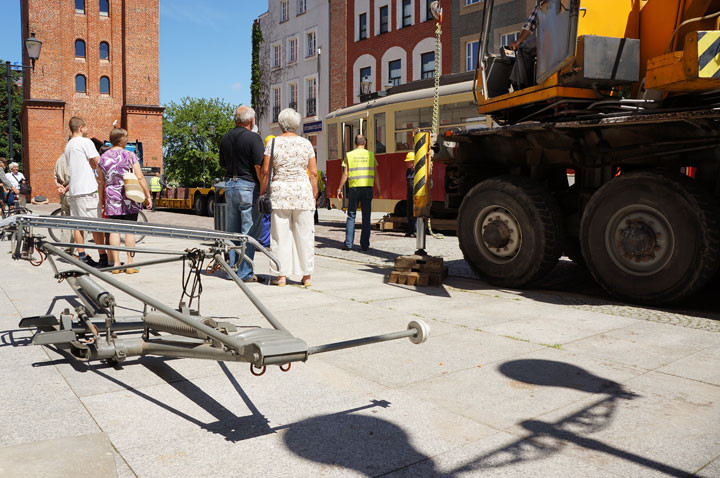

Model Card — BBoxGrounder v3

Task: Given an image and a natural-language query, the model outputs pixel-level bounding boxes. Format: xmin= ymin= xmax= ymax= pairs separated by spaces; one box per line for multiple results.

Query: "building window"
xmin=465 ymin=40 xmax=479 ymax=71
xmin=402 ymin=0 xmax=412 ymax=28
xmin=272 ymin=87 xmax=281 ymax=122
xmin=465 ymin=0 xmax=481 ymax=5
xmin=360 ymin=66 xmax=372 ymax=94
xmin=75 ymin=39 xmax=86 ymax=58
xmin=99 ymin=76 xmax=110 ymax=94
xmin=306 ymin=77 xmax=317 ymax=116
xmin=305 ymin=31 xmax=316 ymax=57
xmin=359 ymin=13 xmax=367 ymax=40
xmin=388 ymin=59 xmax=401 ymax=86
xmin=75 ymin=0 xmax=84 ymax=14
xmin=75 ymin=74 xmax=86 ymax=93
xmin=425 ymin=0 xmax=433 ymax=21
xmin=288 ymin=38 xmax=297 ymax=63
xmin=288 ymin=82 xmax=298 ymax=110
xmin=99 ymin=42 xmax=109 ymax=60
xmin=280 ymin=0 xmax=289 ymax=22
xmin=99 ymin=0 xmax=109 ymax=16
xmin=421 ymin=51 xmax=434 ymax=79
xmin=500 ymin=32 xmax=520 ymax=47
xmin=379 ymin=6 xmax=389 ymax=34
xmin=297 ymin=0 xmax=306 ymax=15
xmin=272 ymin=43 xmax=281 ymax=68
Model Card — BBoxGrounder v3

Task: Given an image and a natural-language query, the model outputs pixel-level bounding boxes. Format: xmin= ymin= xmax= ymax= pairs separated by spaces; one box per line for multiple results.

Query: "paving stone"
xmin=0 ymin=433 xmax=116 ymax=478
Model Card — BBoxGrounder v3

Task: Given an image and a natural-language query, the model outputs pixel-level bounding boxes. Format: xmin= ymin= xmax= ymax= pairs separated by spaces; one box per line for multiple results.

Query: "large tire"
xmin=193 ymin=193 xmax=207 ymax=216
xmin=458 ymin=176 xmax=564 ymax=287
xmin=207 ymin=194 xmax=216 ymax=217
xmin=580 ymin=171 xmax=720 ymax=304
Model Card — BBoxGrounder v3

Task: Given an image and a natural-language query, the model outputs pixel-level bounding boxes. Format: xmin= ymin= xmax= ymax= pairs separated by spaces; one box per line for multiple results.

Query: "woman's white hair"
xmin=8 ymin=162 xmax=19 ymax=170
xmin=278 ymin=108 xmax=301 ymax=132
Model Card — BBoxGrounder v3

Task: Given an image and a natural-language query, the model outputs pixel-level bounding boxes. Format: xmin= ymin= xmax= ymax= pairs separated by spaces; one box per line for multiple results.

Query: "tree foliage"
xmin=251 ymin=20 xmax=264 ymax=119
xmin=162 ymin=97 xmax=235 ymax=186
xmin=0 ymin=60 xmax=24 ymax=165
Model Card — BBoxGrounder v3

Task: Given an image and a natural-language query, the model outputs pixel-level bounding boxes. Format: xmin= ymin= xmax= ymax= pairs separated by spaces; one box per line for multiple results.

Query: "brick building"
xmin=342 ymin=0 xmax=452 ymax=106
xmin=20 ymin=0 xmax=163 ymax=199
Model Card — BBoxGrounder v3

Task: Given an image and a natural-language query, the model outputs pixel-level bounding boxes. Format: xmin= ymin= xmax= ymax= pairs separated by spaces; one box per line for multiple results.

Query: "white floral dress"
xmin=265 ymin=135 xmax=315 ymax=210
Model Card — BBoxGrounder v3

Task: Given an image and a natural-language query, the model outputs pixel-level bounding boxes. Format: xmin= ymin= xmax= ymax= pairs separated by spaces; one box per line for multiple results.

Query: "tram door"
xmin=340 ymin=119 xmax=366 ymax=209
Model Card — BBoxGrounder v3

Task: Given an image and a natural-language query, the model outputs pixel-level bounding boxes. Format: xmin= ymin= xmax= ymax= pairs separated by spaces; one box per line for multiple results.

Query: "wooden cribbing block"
xmin=389 ymin=254 xmax=446 ymax=287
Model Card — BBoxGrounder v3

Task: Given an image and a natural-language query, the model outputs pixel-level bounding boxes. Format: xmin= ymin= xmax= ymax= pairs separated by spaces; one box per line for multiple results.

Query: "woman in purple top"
xmin=97 ymin=128 xmax=151 ymax=273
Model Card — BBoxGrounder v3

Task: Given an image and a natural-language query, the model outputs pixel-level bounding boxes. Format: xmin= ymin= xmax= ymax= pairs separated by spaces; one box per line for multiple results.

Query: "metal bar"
xmin=214 ymin=254 xmax=288 ymax=332
xmin=99 ymin=255 xmax=186 ymax=272
xmin=1 ymin=215 xmax=281 ymax=271
xmin=40 ymin=242 xmax=245 ymax=354
xmin=47 ymin=241 xmax=186 ymax=256
xmin=308 ymin=329 xmax=417 ymax=355
xmin=123 ymin=338 xmax=245 ymax=362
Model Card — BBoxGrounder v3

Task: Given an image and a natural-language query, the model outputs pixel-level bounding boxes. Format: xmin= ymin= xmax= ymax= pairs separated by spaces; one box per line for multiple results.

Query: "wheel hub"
xmin=475 ymin=207 xmax=522 ymax=263
xmin=618 ymin=220 xmax=658 ymax=261
xmin=605 ymin=206 xmax=674 ymax=276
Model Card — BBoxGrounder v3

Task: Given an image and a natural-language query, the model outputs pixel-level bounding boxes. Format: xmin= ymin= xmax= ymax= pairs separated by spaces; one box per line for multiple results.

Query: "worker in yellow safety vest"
xmin=149 ymin=172 xmax=163 ymax=211
xmin=336 ymin=134 xmax=381 ymax=251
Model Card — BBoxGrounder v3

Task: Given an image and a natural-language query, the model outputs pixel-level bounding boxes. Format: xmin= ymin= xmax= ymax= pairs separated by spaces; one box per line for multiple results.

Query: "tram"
xmin=325 ymin=72 xmax=490 ymax=214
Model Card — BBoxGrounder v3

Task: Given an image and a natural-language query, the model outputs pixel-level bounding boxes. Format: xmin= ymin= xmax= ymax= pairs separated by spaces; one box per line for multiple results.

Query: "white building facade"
xmin=257 ymin=0 xmax=330 ymax=172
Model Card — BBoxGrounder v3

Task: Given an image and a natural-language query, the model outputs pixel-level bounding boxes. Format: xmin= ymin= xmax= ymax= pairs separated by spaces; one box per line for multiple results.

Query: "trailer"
xmin=155 ymin=186 xmax=218 ymax=216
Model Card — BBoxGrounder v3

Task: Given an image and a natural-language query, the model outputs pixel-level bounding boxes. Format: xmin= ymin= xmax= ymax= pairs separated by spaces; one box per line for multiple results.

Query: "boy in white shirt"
xmin=64 ymin=116 xmax=108 ymax=267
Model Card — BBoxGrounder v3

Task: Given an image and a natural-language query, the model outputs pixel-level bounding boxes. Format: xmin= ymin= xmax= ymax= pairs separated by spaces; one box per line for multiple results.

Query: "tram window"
xmin=439 ymin=101 xmax=480 ymax=125
xmin=374 ymin=113 xmax=386 ymax=153
xmin=395 ymin=131 xmax=414 ymax=152
xmin=395 ymin=107 xmax=432 ymax=130
xmin=328 ymin=124 xmax=339 ymax=160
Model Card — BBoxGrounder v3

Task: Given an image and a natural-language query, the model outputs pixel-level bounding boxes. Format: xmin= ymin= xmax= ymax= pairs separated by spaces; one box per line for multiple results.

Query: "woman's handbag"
xmin=257 ymin=139 xmax=275 ymax=215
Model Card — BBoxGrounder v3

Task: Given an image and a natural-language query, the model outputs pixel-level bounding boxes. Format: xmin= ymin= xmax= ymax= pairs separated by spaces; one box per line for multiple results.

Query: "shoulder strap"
xmin=267 ymin=138 xmax=275 ymax=191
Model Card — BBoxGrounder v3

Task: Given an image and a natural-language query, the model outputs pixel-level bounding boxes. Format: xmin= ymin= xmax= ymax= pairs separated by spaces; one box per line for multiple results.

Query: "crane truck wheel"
xmin=580 ymin=171 xmax=720 ymax=304
xmin=457 ymin=176 xmax=564 ymax=287
xmin=193 ymin=193 xmax=208 ymax=216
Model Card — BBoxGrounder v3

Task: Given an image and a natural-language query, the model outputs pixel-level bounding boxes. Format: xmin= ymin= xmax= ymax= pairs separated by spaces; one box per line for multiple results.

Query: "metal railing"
xmin=306 ymin=97 xmax=316 ymax=116
xmin=272 ymin=106 xmax=280 ymax=122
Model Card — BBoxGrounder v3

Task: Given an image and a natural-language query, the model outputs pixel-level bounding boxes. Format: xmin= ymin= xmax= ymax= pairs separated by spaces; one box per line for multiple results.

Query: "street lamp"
xmin=6 ymin=32 xmax=42 ymax=162
xmin=191 ymin=124 xmax=214 ymax=188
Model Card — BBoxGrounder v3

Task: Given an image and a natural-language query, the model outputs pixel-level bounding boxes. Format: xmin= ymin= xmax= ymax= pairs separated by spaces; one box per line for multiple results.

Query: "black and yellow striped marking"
xmin=698 ymin=31 xmax=720 ymax=79
xmin=413 ymin=132 xmax=431 ymax=216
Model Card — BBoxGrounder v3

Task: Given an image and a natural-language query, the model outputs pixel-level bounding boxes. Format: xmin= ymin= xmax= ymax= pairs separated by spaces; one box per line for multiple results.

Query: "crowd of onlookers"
xmin=3 ymin=106 xmax=385 ymax=286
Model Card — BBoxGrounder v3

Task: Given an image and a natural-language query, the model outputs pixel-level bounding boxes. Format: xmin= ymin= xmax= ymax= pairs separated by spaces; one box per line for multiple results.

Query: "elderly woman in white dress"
xmin=260 ymin=108 xmax=318 ymax=287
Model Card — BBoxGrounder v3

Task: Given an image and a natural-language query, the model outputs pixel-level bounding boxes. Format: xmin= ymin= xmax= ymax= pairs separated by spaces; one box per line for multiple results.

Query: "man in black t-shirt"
xmin=219 ymin=106 xmax=265 ymax=281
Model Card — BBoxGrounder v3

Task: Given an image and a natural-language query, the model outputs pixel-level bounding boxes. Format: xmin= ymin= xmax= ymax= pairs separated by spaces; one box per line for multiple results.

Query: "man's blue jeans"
xmin=225 ymin=179 xmax=260 ymax=280
xmin=345 ymin=186 xmax=373 ymax=250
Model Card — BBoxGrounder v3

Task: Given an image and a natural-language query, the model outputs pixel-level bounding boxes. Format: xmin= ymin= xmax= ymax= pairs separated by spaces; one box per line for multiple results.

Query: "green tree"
xmin=162 ymin=97 xmax=235 ymax=186
xmin=0 ymin=60 xmax=24 ymax=165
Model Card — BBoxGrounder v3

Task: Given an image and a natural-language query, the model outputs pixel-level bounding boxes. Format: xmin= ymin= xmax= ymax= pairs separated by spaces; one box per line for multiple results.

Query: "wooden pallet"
xmin=388 ymin=254 xmax=448 ymax=286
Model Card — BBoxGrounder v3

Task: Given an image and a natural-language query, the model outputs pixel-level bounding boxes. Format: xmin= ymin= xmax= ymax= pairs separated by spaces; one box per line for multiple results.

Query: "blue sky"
xmin=0 ymin=0 xmax=268 ymax=107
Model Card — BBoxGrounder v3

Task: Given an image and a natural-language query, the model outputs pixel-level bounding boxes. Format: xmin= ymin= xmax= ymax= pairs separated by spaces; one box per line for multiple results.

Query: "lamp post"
xmin=191 ymin=124 xmax=214 ymax=187
xmin=6 ymin=32 xmax=42 ymax=162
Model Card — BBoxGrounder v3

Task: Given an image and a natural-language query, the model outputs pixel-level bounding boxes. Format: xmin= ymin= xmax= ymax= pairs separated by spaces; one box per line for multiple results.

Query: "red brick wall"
xmin=329 ymin=0 xmax=348 ymax=112
xmin=20 ymin=0 xmax=163 ymax=199
xmin=22 ymin=101 xmax=66 ymax=201
xmin=345 ymin=0 xmax=452 ymax=106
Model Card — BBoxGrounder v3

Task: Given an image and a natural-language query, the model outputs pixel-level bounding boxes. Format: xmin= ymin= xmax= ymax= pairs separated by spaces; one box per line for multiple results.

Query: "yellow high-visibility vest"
xmin=345 ymin=148 xmax=375 ymax=188
xmin=149 ymin=176 xmax=162 ymax=192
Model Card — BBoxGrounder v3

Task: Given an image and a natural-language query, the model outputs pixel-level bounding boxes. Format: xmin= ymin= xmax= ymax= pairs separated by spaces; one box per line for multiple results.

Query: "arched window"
xmin=99 ymin=76 xmax=110 ymax=94
xmin=75 ymin=75 xmax=86 ymax=93
xmin=99 ymin=42 xmax=109 ymax=60
xmin=75 ymin=0 xmax=85 ymax=14
xmin=99 ymin=0 xmax=109 ymax=16
xmin=75 ymin=39 xmax=86 ymax=58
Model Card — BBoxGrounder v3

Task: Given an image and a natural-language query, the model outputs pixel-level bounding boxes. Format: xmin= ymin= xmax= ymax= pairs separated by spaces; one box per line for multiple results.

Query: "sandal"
xmin=270 ymin=277 xmax=286 ymax=287
xmin=124 ymin=267 xmax=139 ymax=274
xmin=301 ymin=276 xmax=311 ymax=287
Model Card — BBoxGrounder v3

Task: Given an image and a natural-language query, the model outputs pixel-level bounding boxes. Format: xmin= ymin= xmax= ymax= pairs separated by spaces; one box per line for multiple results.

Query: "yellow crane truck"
xmin=442 ymin=0 xmax=720 ymax=303
xmin=155 ymin=186 xmax=218 ymax=216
